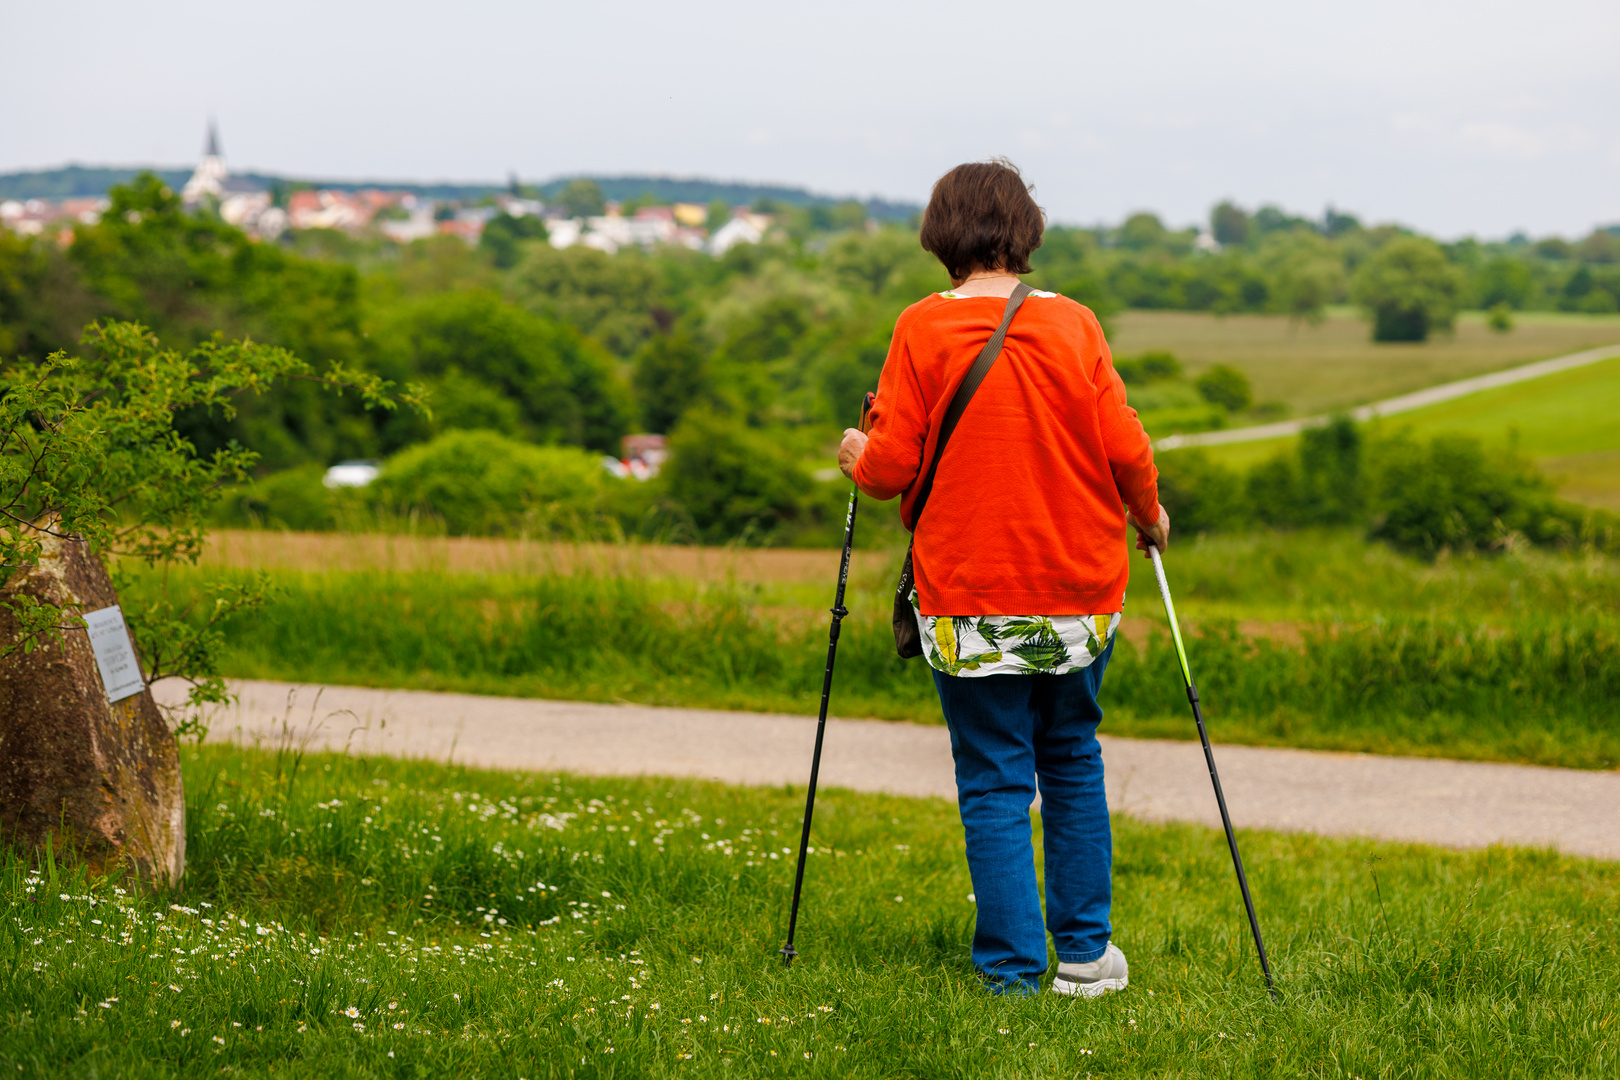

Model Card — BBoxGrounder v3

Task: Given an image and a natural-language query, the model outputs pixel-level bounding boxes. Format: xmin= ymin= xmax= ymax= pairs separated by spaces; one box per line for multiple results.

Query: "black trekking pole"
xmin=781 ymin=393 xmax=873 ymax=967
xmin=1144 ymin=541 xmax=1280 ymax=1001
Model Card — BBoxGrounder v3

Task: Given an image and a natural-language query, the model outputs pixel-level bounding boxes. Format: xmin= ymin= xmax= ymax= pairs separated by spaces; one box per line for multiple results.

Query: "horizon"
xmin=5 ymin=158 xmax=1615 ymax=243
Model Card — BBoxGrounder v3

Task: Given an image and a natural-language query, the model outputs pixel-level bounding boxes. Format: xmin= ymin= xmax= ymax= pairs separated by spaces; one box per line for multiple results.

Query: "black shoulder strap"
xmin=909 ymin=281 xmax=1033 ymax=526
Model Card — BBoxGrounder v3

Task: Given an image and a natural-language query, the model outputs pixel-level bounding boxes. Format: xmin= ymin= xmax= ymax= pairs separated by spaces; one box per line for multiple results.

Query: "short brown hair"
xmin=919 ymin=159 xmax=1045 ymax=280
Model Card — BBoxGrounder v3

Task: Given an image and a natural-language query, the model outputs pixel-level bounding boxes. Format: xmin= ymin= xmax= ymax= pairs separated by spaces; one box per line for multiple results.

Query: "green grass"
xmin=3 ymin=746 xmax=1617 ymax=1078
xmin=1196 ymin=354 xmax=1620 ymax=504
xmin=1110 ymin=308 xmax=1620 ymax=420
xmin=122 ymin=532 xmax=1620 ymax=769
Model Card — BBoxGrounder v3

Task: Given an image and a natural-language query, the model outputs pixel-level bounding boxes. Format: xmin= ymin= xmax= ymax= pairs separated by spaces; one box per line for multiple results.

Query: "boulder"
xmin=0 ymin=528 xmax=184 ymax=885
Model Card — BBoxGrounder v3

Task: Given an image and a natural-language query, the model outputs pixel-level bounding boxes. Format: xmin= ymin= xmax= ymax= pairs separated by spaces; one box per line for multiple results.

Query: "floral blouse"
xmin=912 ymin=594 xmax=1120 ymax=677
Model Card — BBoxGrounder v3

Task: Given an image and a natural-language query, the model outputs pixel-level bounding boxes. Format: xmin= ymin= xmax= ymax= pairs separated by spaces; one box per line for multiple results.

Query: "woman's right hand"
xmin=1127 ymin=506 xmax=1170 ymax=559
xmin=839 ymin=428 xmax=869 ymax=481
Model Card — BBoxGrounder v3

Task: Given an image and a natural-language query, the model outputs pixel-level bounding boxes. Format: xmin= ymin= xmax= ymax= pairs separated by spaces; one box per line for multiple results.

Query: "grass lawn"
xmin=3 ymin=746 xmax=1616 ymax=1078
xmin=1110 ymin=309 xmax=1620 ymax=419
xmin=1195 ymin=355 xmax=1620 ymax=508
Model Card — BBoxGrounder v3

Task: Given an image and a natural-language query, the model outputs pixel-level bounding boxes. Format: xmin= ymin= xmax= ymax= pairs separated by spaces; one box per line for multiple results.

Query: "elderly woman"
xmin=839 ymin=160 xmax=1168 ymax=996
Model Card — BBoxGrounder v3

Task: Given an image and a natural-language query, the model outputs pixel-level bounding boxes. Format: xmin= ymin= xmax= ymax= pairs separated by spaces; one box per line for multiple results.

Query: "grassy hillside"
xmin=1112 ymin=309 xmax=1620 ymax=418
xmin=1197 ymin=354 xmax=1620 ymax=507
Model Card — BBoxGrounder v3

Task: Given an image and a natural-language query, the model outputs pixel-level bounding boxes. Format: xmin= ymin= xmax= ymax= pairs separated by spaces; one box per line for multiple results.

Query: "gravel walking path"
xmin=166 ymin=679 xmax=1620 ymax=861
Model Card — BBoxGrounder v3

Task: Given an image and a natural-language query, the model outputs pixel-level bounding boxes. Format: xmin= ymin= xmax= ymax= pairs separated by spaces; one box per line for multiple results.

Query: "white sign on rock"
xmin=83 ymin=605 xmax=145 ymax=703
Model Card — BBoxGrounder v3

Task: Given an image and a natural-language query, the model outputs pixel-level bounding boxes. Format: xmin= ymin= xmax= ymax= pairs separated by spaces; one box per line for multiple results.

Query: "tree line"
xmin=1 ymin=172 xmax=1615 ymax=543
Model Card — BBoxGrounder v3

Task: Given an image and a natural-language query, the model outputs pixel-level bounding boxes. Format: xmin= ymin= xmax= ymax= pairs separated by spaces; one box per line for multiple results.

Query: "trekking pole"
xmin=781 ymin=392 xmax=873 ymax=966
xmin=1145 ymin=541 xmax=1280 ymax=1001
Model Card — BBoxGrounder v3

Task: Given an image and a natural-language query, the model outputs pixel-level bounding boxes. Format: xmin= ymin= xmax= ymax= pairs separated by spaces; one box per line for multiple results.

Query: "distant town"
xmin=0 ymin=126 xmax=918 ymax=257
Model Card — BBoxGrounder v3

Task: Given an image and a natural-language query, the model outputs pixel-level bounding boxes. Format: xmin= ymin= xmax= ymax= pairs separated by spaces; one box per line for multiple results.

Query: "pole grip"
xmin=859 ymin=392 xmax=875 ymax=434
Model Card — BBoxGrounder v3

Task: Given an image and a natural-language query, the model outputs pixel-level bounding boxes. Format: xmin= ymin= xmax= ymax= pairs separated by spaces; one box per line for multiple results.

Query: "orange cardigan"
xmin=853 ymin=291 xmax=1161 ymax=616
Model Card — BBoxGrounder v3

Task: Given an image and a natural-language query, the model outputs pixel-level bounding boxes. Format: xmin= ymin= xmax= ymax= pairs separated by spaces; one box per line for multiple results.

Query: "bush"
xmin=1195 ymin=364 xmax=1253 ymax=411
xmin=1115 ymin=350 xmax=1182 ymax=385
xmin=1155 ymin=450 xmax=1247 ymax=535
xmin=1246 ymin=416 xmax=1364 ymax=526
xmin=1368 ymin=433 xmax=1571 ymax=559
xmin=370 ymin=429 xmax=610 ymax=536
xmin=214 ymin=464 xmax=337 ymax=530
xmin=663 ymin=411 xmax=811 ymax=543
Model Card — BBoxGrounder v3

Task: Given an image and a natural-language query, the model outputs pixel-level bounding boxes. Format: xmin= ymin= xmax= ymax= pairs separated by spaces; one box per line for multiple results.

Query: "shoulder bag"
xmin=892 ymin=282 xmax=1032 ymax=658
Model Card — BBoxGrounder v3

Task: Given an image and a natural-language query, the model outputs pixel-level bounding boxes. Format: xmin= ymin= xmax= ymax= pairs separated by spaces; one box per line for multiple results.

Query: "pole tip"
xmin=779 ymin=944 xmax=797 ymax=966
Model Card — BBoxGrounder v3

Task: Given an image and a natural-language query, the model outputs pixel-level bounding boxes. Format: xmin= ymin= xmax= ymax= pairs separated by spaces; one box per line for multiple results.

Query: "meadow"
xmin=1195 ymin=353 xmax=1620 ymax=510
xmin=127 ymin=527 xmax=1620 ymax=770
xmin=2 ymin=745 xmax=1616 ymax=1079
xmin=1111 ymin=309 xmax=1620 ymax=418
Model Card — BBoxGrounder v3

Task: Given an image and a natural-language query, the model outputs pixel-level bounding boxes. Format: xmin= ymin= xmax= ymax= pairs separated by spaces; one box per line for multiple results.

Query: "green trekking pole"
xmin=1145 ymin=542 xmax=1280 ymax=1001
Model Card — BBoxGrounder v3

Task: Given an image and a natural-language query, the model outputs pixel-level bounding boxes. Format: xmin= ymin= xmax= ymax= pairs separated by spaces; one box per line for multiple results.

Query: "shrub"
xmin=1368 ymin=433 xmax=1568 ymax=559
xmin=663 ymin=410 xmax=811 ymax=543
xmin=370 ymin=429 xmax=609 ymax=536
xmin=1195 ymin=364 xmax=1253 ymax=411
xmin=1115 ymin=350 xmax=1182 ymax=385
xmin=1154 ymin=450 xmax=1247 ymax=535
xmin=215 ymin=464 xmax=336 ymax=531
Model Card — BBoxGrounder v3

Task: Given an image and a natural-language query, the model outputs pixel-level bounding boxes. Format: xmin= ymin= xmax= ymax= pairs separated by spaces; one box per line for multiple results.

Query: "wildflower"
xmin=389 ymin=1002 xmax=398 ymax=1010
xmin=169 ymin=984 xmax=182 ymax=993
xmin=651 ymin=1003 xmax=661 ymax=1011
xmin=170 ymin=1020 xmax=181 ymax=1028
xmin=393 ymin=1022 xmax=405 ymax=1030
xmin=213 ymin=1036 xmax=226 ymax=1046
xmin=344 ymin=1007 xmax=361 ymax=1019
xmin=999 ymin=1028 xmax=1010 ymax=1035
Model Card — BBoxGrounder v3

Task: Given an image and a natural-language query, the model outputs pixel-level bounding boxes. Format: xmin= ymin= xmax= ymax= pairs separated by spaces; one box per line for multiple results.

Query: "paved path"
xmin=162 ymin=680 xmax=1620 ymax=861
xmin=1156 ymin=342 xmax=1620 ymax=450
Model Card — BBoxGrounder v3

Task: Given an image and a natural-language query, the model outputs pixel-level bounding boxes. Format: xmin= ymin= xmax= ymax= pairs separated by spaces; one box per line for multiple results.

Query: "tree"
xmin=632 ymin=330 xmax=713 ymax=434
xmin=1119 ymin=213 xmax=1168 ymax=250
xmin=478 ymin=212 xmax=548 ymax=269
xmin=1210 ymin=201 xmax=1250 ymax=247
xmin=0 ymin=320 xmax=415 ymax=704
xmin=66 ymin=174 xmax=375 ymax=470
xmin=1196 ymin=364 xmax=1252 ymax=411
xmin=554 ymin=178 xmax=606 ymax=219
xmin=511 ymin=243 xmax=668 ymax=358
xmin=1351 ymin=237 xmax=1463 ymax=342
xmin=664 ymin=410 xmax=810 ymax=543
xmin=373 ymin=291 xmax=630 ymax=452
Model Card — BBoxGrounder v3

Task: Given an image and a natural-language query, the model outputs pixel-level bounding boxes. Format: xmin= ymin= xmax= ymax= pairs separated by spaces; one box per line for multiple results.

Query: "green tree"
xmin=664 ymin=410 xmax=810 ymax=543
xmin=706 ymin=200 xmax=733 ymax=235
xmin=1119 ymin=213 xmax=1168 ymax=250
xmin=632 ymin=330 xmax=713 ymax=434
xmin=67 ymin=174 xmax=376 ymax=470
xmin=1210 ymin=201 xmax=1250 ymax=246
xmin=1351 ymin=236 xmax=1463 ymax=342
xmin=1259 ymin=232 xmax=1345 ymax=323
xmin=478 ymin=213 xmax=548 ymax=269
xmin=1195 ymin=364 xmax=1253 ymax=411
xmin=373 ymin=291 xmax=630 ymax=452
xmin=1473 ymin=257 xmax=1535 ymax=309
xmin=554 ymin=179 xmax=606 ymax=219
xmin=0 ymin=321 xmax=415 ymax=706
xmin=511 ymin=244 xmax=667 ymax=357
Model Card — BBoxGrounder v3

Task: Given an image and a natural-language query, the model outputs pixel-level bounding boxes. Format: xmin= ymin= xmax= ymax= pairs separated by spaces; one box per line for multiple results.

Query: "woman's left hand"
xmin=839 ymin=428 xmax=868 ymax=481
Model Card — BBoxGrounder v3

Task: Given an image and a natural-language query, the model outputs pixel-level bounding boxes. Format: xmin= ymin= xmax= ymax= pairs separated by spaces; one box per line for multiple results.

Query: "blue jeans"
xmin=931 ymin=641 xmax=1113 ymax=994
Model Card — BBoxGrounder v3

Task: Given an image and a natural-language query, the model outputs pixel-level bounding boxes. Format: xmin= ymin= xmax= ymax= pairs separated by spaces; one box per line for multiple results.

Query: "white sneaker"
xmin=1051 ymin=942 xmax=1129 ymax=997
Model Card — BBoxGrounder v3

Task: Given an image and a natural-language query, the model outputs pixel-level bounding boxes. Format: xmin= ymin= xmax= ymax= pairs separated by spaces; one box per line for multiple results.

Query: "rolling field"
xmin=3 ymin=746 xmax=1616 ymax=1078
xmin=1110 ymin=309 xmax=1620 ymax=417
xmin=1195 ymin=354 xmax=1620 ymax=507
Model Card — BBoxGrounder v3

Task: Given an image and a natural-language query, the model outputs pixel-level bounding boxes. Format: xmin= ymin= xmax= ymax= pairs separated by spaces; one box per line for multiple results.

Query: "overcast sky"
xmin=6 ymin=0 xmax=1617 ymax=238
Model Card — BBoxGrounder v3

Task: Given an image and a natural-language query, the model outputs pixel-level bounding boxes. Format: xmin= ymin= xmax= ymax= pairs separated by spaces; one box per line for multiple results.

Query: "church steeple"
xmin=182 ymin=121 xmax=229 ymax=205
